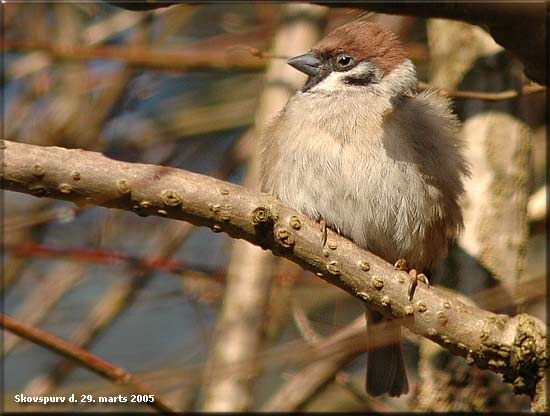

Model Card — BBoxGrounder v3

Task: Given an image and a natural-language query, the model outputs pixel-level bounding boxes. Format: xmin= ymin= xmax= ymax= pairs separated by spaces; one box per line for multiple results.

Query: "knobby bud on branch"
xmin=1 ymin=139 xmax=547 ymax=400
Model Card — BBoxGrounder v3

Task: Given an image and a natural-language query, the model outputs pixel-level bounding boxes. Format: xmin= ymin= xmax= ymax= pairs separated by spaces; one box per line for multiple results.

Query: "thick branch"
xmin=104 ymin=1 xmax=547 ymax=84
xmin=1 ymin=139 xmax=546 ymax=397
xmin=340 ymin=2 xmax=547 ymax=85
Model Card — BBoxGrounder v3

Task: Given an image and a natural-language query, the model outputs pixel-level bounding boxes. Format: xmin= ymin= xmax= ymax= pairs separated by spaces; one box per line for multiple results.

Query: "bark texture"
xmin=2 ymin=138 xmax=546 ymax=400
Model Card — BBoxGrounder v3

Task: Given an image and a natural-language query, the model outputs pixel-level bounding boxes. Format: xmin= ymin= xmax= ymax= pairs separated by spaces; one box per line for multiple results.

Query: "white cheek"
xmin=310 ymin=71 xmax=347 ymax=92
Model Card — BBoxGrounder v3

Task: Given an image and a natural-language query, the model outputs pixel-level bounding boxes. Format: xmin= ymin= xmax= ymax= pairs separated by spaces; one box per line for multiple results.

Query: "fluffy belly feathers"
xmin=268 ymin=135 xmax=446 ymax=269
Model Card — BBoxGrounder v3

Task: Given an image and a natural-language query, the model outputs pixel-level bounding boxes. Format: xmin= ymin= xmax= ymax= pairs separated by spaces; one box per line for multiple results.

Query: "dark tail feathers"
xmin=365 ymin=308 xmax=409 ymax=397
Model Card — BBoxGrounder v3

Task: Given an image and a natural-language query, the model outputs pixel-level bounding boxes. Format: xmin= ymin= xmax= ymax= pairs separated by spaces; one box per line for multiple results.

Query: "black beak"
xmin=287 ymin=53 xmax=322 ymax=76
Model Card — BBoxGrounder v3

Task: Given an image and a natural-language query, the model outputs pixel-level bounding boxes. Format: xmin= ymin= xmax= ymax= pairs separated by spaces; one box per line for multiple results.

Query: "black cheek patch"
xmin=343 ymin=70 xmax=377 ymax=86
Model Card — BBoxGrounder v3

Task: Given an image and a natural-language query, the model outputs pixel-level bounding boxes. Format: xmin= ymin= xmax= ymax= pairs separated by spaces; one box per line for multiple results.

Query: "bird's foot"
xmin=394 ymin=259 xmax=429 ymax=300
xmin=407 ymin=269 xmax=429 ymax=301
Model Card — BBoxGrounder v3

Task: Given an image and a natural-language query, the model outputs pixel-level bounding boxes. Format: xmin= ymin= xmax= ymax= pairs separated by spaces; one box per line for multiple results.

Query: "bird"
xmin=259 ymin=20 xmax=469 ymax=397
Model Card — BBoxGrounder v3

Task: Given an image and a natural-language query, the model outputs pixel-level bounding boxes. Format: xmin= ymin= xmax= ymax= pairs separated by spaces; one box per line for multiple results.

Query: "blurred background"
xmin=3 ymin=2 xmax=547 ymax=412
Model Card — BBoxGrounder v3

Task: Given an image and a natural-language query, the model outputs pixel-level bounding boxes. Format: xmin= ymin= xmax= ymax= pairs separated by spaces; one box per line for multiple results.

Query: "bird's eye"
xmin=336 ymin=54 xmax=354 ymax=69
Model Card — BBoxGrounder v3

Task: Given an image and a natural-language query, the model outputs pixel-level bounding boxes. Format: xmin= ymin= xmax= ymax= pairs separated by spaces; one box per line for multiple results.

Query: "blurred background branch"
xmin=1 ymin=315 xmax=176 ymax=413
xmin=104 ymin=0 xmax=548 ymax=85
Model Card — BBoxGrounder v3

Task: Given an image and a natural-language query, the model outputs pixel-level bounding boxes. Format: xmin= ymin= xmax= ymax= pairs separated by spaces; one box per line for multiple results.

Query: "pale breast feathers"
xmin=260 ymin=89 xmax=468 ymax=270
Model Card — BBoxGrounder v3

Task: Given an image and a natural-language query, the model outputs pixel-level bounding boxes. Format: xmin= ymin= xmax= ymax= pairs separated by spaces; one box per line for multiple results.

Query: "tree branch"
xmin=262 ymin=314 xmax=366 ymax=411
xmin=3 ymin=38 xmax=268 ymax=72
xmin=1 ymin=139 xmax=547 ymax=398
xmin=1 ymin=314 xmax=176 ymax=413
xmin=6 ymin=39 xmax=544 ymax=102
xmin=104 ymin=1 xmax=548 ymax=85
xmin=417 ymin=82 xmax=545 ymax=102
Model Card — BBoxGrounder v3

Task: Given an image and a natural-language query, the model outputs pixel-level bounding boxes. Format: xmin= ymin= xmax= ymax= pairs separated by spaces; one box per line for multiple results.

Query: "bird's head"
xmin=288 ymin=20 xmax=417 ymax=96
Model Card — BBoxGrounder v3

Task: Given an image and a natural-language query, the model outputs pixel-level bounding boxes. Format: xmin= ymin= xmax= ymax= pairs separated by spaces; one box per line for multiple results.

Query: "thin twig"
xmin=23 ymin=222 xmax=197 ymax=397
xmin=334 ymin=372 xmax=369 ymax=404
xmin=264 ymin=315 xmax=376 ymax=411
xmin=4 ymin=38 xmax=268 ymax=72
xmin=5 ymin=241 xmax=206 ymax=275
xmin=5 ymin=206 xmax=84 ymax=231
xmin=6 ymin=38 xmax=544 ymax=101
xmin=3 ymin=264 xmax=84 ymax=357
xmin=1 ymin=314 xmax=177 ymax=413
xmin=292 ymin=301 xmax=324 ymax=345
xmin=291 ymin=304 xmax=369 ymax=407
xmin=290 ymin=303 xmax=395 ymax=411
xmin=418 ymin=81 xmax=545 ymax=101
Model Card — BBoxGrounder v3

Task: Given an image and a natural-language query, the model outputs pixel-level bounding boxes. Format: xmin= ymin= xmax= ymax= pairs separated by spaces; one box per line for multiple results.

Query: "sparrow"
xmin=259 ymin=20 xmax=468 ymax=397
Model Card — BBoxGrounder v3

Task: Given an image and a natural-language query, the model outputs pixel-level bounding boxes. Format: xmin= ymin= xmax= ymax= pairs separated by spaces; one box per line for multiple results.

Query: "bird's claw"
xmin=319 ymin=219 xmax=327 ymax=247
xmin=407 ymin=269 xmax=429 ymax=301
xmin=393 ymin=259 xmax=429 ymax=300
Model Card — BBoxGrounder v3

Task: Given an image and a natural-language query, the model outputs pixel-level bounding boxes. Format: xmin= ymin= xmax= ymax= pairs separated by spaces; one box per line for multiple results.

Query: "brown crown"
xmin=313 ymin=20 xmax=406 ymax=74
